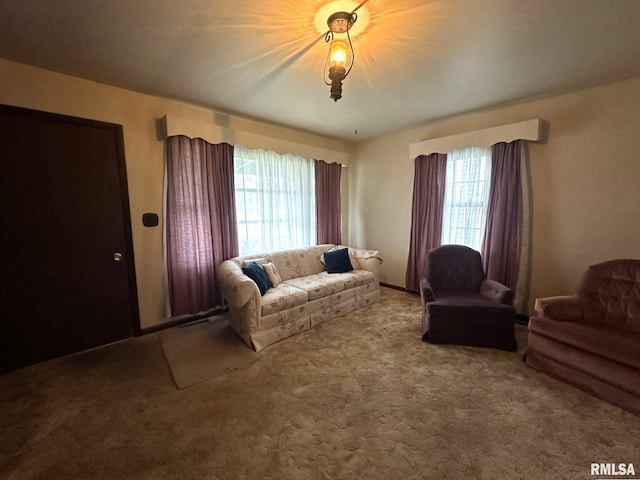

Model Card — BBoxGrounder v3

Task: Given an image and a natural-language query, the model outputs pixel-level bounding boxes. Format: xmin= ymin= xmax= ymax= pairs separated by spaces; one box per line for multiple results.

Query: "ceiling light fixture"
xmin=323 ymin=11 xmax=357 ymax=102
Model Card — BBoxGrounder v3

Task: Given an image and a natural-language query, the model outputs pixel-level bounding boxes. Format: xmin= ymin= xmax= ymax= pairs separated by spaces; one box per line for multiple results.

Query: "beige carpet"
xmin=1 ymin=287 xmax=639 ymax=479
xmin=160 ymin=316 xmax=260 ymax=389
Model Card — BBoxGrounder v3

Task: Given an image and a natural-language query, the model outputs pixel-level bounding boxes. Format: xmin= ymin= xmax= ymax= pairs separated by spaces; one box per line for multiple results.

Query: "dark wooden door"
xmin=0 ymin=105 xmax=139 ymax=371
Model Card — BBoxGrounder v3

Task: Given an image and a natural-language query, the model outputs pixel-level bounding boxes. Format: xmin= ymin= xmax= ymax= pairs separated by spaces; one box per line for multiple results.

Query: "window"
xmin=234 ymin=145 xmax=315 ymax=255
xmin=441 ymin=146 xmax=491 ymax=251
xmin=407 ymin=139 xmax=524 ymax=295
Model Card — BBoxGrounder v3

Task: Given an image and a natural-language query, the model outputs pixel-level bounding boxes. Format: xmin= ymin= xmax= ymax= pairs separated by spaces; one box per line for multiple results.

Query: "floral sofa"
xmin=218 ymin=244 xmax=383 ymax=351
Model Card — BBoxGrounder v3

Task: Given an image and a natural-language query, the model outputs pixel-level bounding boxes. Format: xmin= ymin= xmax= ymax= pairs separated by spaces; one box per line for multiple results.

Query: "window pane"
xmin=234 ymin=146 xmax=315 ymax=255
xmin=441 ymin=146 xmax=491 ymax=251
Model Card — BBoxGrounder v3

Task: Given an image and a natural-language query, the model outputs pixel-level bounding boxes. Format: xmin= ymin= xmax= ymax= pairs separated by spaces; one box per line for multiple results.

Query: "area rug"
xmin=159 ymin=315 xmax=259 ymax=389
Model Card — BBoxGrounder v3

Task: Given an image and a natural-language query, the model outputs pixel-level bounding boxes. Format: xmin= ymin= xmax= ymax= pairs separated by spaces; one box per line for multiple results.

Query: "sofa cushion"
xmin=323 ymin=247 xmax=353 ymax=273
xmin=427 ymin=292 xmax=514 ymax=318
xmin=529 ymin=317 xmax=640 ymax=370
xmin=321 ymin=247 xmax=360 ymax=270
xmin=269 ymin=245 xmax=331 ymax=281
xmin=316 ymin=270 xmax=374 ymax=289
xmin=260 ymin=283 xmax=308 ymax=316
xmin=241 ymin=261 xmax=272 ymax=296
xmin=262 ymin=262 xmax=282 ymax=287
xmin=283 ymin=274 xmax=344 ymax=300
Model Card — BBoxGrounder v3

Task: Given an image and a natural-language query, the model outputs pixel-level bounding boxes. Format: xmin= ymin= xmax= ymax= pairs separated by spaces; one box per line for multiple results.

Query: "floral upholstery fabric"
xmin=317 ymin=270 xmax=374 ymax=289
xmin=218 ymin=244 xmax=383 ymax=351
xmin=310 ymin=288 xmax=380 ymax=328
xmin=252 ymin=314 xmax=311 ymax=352
xmin=269 ymin=245 xmax=330 ymax=281
xmin=260 ymin=283 xmax=308 ymax=316
xmin=283 ymin=274 xmax=345 ymax=300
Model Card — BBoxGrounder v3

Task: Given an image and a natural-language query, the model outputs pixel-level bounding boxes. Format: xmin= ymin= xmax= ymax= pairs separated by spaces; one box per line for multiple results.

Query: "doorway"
xmin=0 ymin=105 xmax=140 ymax=372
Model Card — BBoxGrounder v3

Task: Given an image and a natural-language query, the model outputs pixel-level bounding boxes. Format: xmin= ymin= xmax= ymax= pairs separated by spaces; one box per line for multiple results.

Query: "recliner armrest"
xmin=534 ymin=295 xmax=584 ymax=322
xmin=479 ymin=279 xmax=514 ymax=305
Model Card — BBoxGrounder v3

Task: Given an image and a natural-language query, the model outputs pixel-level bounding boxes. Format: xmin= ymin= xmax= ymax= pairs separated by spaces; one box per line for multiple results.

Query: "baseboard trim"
xmin=139 ymin=306 xmax=229 ymax=335
xmin=380 ymin=282 xmax=419 ymax=295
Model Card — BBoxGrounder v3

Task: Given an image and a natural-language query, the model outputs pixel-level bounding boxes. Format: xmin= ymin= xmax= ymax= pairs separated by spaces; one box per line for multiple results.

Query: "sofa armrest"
xmin=534 ymin=295 xmax=585 ymax=322
xmin=479 ymin=279 xmax=514 ymax=305
xmin=344 ymin=247 xmax=383 ymax=285
xmin=218 ymin=260 xmax=260 ymax=309
xmin=347 ymin=247 xmax=383 ymax=267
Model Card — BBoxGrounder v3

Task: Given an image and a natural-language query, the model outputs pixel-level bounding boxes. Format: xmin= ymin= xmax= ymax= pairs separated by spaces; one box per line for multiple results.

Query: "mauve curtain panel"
xmin=481 ymin=140 xmax=522 ymax=289
xmin=405 ymin=153 xmax=447 ymax=291
xmin=166 ymin=136 xmax=238 ymax=316
xmin=315 ymin=159 xmax=342 ymax=245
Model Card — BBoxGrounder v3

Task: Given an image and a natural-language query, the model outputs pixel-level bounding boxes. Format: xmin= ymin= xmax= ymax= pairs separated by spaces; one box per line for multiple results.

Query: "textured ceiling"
xmin=1 ymin=0 xmax=640 ymax=141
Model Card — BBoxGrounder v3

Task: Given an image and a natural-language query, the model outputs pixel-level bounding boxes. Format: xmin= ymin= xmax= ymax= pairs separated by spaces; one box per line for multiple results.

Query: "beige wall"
xmin=0 ymin=58 xmax=348 ymax=329
xmin=3 ymin=57 xmax=637 ymax=325
xmin=349 ymin=77 xmax=640 ymax=314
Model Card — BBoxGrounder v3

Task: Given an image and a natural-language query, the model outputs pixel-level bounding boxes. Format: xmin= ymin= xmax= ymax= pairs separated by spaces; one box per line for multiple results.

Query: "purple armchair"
xmin=420 ymin=244 xmax=517 ymax=351
xmin=525 ymin=259 xmax=640 ymax=415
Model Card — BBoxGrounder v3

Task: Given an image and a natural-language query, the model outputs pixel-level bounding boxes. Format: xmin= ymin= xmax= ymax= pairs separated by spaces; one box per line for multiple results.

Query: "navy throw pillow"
xmin=324 ymin=248 xmax=353 ymax=274
xmin=241 ymin=261 xmax=272 ymax=295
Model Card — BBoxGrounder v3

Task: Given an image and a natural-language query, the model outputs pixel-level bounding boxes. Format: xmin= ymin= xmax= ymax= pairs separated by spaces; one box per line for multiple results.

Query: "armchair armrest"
xmin=419 ymin=278 xmax=435 ymax=303
xmin=479 ymin=279 xmax=514 ymax=305
xmin=534 ymin=295 xmax=585 ymax=322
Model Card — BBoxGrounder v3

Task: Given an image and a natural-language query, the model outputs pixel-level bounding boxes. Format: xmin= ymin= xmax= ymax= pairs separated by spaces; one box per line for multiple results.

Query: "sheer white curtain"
xmin=441 ymin=146 xmax=492 ymax=251
xmin=234 ymin=145 xmax=315 ymax=255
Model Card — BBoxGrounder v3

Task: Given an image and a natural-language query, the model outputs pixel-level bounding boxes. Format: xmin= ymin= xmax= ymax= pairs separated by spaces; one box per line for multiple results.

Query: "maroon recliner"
xmin=420 ymin=244 xmax=517 ymax=351
xmin=525 ymin=259 xmax=640 ymax=415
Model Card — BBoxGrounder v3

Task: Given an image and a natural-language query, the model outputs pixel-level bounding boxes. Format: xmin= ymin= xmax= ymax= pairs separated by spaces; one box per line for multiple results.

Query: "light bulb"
xmin=329 ymin=39 xmax=349 ymax=69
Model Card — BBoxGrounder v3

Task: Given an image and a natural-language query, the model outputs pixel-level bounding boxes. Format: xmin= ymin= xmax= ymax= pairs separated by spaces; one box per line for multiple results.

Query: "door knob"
xmin=113 ymin=252 xmax=123 ymax=262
